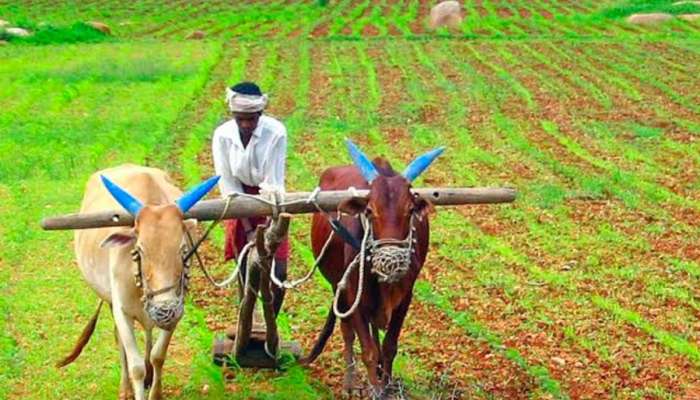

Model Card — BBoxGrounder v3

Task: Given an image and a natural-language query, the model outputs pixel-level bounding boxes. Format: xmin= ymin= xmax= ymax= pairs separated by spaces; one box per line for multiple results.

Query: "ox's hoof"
xmin=148 ymin=390 xmax=163 ymax=400
xmin=383 ymin=379 xmax=408 ymax=400
xmin=364 ymin=384 xmax=389 ymax=400
xmin=118 ymin=389 xmax=135 ymax=400
xmin=342 ymin=371 xmax=365 ymax=398
xmin=343 ymin=387 xmax=367 ymax=399
xmin=144 ymin=361 xmax=154 ymax=389
xmin=298 ymin=351 xmax=317 ymax=366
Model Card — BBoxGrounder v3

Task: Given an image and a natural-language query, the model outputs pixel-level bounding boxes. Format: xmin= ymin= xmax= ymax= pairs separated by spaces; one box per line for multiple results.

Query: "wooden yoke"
xmin=40 ymin=188 xmax=517 ymax=231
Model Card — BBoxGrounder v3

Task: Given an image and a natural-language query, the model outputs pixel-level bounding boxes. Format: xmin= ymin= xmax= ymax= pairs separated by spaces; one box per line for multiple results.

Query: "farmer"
xmin=212 ymin=81 xmax=289 ymax=315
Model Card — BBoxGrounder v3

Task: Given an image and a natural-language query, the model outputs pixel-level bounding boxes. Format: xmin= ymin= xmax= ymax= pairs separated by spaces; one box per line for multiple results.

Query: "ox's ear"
xmin=100 ymin=231 xmax=136 ymax=248
xmin=338 ymin=197 xmax=369 ymax=216
xmin=412 ymin=194 xmax=434 ymax=220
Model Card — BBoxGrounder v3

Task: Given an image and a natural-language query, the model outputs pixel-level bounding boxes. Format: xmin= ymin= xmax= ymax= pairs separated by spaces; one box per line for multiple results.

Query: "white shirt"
xmin=212 ymin=115 xmax=287 ymax=196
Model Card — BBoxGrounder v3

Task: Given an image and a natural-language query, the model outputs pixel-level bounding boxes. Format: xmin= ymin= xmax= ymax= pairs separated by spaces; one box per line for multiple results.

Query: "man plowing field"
xmin=212 ymin=81 xmax=289 ymax=316
xmin=42 ymin=89 xmax=515 ymax=397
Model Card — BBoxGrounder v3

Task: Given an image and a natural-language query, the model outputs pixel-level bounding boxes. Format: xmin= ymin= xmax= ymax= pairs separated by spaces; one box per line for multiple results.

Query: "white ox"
xmin=58 ymin=164 xmax=218 ymax=400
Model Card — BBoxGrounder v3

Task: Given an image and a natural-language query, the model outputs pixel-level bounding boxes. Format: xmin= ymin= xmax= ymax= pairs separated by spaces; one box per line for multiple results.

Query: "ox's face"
xmin=341 ymin=175 xmax=430 ymax=241
xmin=99 ymin=175 xmax=219 ymax=330
xmin=134 ymin=206 xmax=190 ymax=295
xmin=367 ymin=176 xmax=429 ymax=240
xmin=103 ymin=205 xmax=193 ymax=330
xmin=135 ymin=205 xmax=193 ymax=330
xmin=341 ymin=140 xmax=443 ymax=283
xmin=342 ymin=139 xmax=444 ymax=239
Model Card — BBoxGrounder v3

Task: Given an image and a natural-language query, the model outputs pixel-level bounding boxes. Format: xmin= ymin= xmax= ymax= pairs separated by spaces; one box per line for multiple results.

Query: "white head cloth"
xmin=225 ymin=87 xmax=268 ymax=113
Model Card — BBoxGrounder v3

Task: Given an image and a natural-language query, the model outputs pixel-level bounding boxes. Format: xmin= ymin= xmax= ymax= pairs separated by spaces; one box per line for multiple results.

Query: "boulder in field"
xmin=87 ymin=21 xmax=111 ymax=35
xmin=429 ymin=1 xmax=463 ymax=29
xmin=679 ymin=13 xmax=700 ymax=21
xmin=186 ymin=30 xmax=206 ymax=40
xmin=626 ymin=13 xmax=673 ymax=24
xmin=5 ymin=27 xmax=31 ymax=37
xmin=0 ymin=19 xmax=9 ymax=28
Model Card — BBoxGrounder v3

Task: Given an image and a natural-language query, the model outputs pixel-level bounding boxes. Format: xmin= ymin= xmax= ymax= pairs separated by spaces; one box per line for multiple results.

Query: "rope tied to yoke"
xmin=226 ymin=187 xmax=353 ymax=292
xmin=269 ymin=187 xmax=337 ymax=289
xmin=332 ymin=214 xmax=371 ymax=319
xmin=186 ymin=194 xmax=254 ymax=289
xmin=191 ymin=188 xmax=332 ymax=290
xmin=186 ymin=186 xmax=417 ymax=321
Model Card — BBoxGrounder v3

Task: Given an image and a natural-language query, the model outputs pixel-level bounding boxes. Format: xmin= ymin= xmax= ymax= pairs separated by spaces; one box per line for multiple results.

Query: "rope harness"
xmin=130 ymin=245 xmax=190 ymax=331
xmin=367 ymin=213 xmax=416 ymax=284
xmin=332 ymin=212 xmax=417 ymax=319
xmin=185 ymin=195 xmax=251 ymax=289
xmin=186 ymin=188 xmax=418 ymax=320
xmin=190 ymin=190 xmax=328 ymax=291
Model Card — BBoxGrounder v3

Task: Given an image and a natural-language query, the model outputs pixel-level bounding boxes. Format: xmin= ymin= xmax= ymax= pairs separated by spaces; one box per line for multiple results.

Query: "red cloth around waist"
xmin=223 ymin=184 xmax=290 ymax=262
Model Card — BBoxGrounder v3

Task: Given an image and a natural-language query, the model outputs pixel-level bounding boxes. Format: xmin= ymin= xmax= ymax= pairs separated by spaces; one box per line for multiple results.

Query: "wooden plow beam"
xmin=212 ymin=213 xmax=300 ymax=368
xmin=40 ymin=187 xmax=516 ymax=230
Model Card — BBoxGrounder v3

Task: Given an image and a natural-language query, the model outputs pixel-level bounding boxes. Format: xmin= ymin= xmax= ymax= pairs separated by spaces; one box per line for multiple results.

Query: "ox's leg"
xmin=112 ymin=305 xmax=146 ymax=400
xmin=371 ymin=324 xmax=382 ymax=380
xmin=148 ymin=328 xmax=173 ymax=400
xmin=381 ymin=292 xmax=413 ymax=386
xmin=350 ymin=312 xmax=382 ymax=397
xmin=340 ymin=320 xmax=359 ymax=395
xmin=115 ymin=327 xmax=134 ymax=400
xmin=144 ymin=329 xmax=154 ymax=389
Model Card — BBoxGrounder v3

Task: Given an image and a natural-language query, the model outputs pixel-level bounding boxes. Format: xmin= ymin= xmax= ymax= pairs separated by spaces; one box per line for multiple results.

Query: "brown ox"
xmin=302 ymin=141 xmax=443 ymax=397
xmin=59 ymin=164 xmax=218 ymax=400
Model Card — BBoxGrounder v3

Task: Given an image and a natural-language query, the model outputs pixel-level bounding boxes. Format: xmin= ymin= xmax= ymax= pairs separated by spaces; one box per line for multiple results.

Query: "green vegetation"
xmin=1 ymin=22 xmax=110 ymax=44
xmin=0 ymin=40 xmax=225 ymax=399
xmin=601 ymin=0 xmax=700 ymax=18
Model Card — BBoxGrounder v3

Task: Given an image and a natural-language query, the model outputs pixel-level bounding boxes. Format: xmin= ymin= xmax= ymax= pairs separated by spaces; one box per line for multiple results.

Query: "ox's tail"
xmin=299 ymin=305 xmax=336 ymax=365
xmin=56 ymin=300 xmax=103 ymax=368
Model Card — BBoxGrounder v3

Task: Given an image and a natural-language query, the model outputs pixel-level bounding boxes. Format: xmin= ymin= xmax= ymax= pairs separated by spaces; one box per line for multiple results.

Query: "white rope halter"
xmin=332 ymin=212 xmax=417 ymax=319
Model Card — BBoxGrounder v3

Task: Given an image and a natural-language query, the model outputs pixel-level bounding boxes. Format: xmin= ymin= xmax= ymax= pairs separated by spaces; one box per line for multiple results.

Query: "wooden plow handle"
xmin=234 ymin=213 xmax=291 ymax=362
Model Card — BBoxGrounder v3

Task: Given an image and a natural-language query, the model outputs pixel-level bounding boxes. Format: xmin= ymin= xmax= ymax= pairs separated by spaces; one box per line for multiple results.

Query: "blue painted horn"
xmin=100 ymin=175 xmax=144 ymax=216
xmin=402 ymin=147 xmax=446 ymax=182
xmin=345 ymin=139 xmax=379 ymax=183
xmin=175 ymin=175 xmax=220 ymax=213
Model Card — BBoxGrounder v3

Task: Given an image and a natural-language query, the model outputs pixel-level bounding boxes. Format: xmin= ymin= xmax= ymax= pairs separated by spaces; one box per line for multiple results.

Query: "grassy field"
xmin=1 ymin=0 xmax=699 ymax=399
